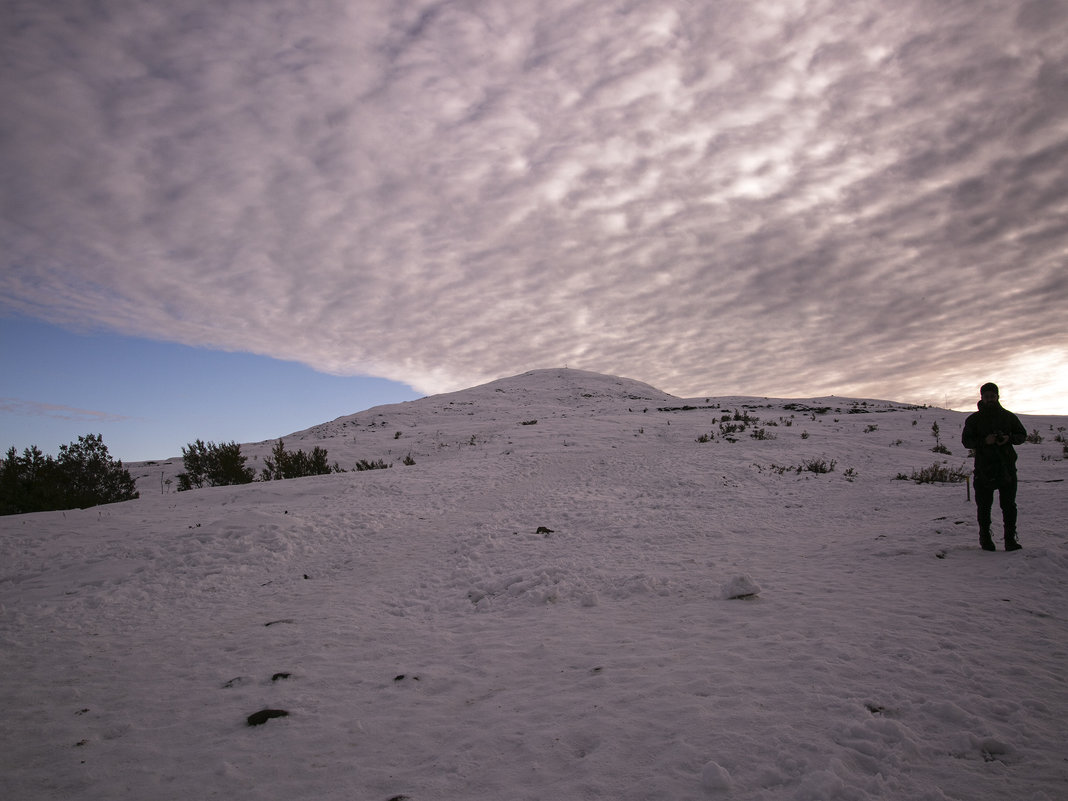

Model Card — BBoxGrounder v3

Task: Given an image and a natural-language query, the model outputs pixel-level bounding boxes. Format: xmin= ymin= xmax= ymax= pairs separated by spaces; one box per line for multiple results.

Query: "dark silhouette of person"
xmin=961 ymin=383 xmax=1027 ymax=551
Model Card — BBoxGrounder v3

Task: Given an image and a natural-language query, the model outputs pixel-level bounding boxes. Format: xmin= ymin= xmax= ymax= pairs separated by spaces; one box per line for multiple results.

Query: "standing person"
xmin=961 ymin=383 xmax=1028 ymax=551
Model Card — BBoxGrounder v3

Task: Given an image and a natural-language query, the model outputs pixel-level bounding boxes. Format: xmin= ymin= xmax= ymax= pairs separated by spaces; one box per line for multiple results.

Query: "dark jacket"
xmin=961 ymin=400 xmax=1027 ymax=485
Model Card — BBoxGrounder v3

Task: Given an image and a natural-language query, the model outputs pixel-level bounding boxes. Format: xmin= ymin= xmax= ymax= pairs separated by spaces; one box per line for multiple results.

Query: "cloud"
xmin=0 ymin=399 xmax=131 ymax=424
xmin=2 ymin=0 xmax=1067 ymax=410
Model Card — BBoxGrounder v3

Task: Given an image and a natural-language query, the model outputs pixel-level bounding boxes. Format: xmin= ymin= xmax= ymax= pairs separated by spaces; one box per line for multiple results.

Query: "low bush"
xmin=803 ymin=457 xmax=837 ymax=474
xmin=178 ymin=439 xmax=255 ymax=490
xmin=260 ymin=440 xmax=339 ymax=481
xmin=354 ymin=459 xmax=391 ymax=471
xmin=901 ymin=462 xmax=970 ymax=484
xmin=755 ymin=458 xmax=837 ymax=476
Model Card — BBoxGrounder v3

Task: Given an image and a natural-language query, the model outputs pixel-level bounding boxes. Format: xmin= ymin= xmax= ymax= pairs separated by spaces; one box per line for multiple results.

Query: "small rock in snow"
xmin=246 ymin=709 xmax=288 ymax=727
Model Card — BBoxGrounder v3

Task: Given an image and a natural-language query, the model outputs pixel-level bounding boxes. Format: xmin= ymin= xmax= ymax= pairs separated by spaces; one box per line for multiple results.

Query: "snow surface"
xmin=2 ymin=368 xmax=1066 ymax=801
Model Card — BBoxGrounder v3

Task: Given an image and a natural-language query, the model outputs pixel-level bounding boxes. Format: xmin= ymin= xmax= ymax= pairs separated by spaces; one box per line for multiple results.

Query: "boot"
xmin=1004 ymin=533 xmax=1022 ymax=552
xmin=979 ymin=529 xmax=996 ymax=551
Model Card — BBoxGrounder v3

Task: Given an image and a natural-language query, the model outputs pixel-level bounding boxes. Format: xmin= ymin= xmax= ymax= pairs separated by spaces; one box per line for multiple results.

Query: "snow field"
xmin=2 ymin=369 xmax=1066 ymax=800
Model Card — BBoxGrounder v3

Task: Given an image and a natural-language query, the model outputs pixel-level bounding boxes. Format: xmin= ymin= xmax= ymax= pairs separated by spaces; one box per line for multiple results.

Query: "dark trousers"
xmin=974 ymin=476 xmax=1018 ymax=538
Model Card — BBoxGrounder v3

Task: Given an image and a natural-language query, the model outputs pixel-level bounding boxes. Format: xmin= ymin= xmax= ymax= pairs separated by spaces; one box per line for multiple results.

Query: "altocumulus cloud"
xmin=2 ymin=0 xmax=1067 ymax=411
xmin=0 ymin=399 xmax=131 ymax=424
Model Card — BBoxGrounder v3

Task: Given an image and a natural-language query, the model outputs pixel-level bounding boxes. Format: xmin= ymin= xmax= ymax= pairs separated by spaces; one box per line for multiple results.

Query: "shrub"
xmin=755 ymin=459 xmax=837 ymax=476
xmin=177 ymin=440 xmax=256 ymax=490
xmin=929 ymin=422 xmax=950 ymax=454
xmin=354 ymin=459 xmax=391 ymax=471
xmin=803 ymin=457 xmax=836 ymax=474
xmin=903 ymin=463 xmax=970 ymax=484
xmin=59 ymin=434 xmax=139 ymax=509
xmin=1026 ymin=429 xmax=1043 ymax=444
xmin=1 ymin=434 xmax=138 ymax=514
xmin=260 ymin=440 xmax=338 ymax=481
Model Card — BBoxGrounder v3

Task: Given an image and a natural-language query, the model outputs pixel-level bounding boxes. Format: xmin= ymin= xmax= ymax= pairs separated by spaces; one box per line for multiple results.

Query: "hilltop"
xmin=130 ymin=368 xmax=952 ymax=492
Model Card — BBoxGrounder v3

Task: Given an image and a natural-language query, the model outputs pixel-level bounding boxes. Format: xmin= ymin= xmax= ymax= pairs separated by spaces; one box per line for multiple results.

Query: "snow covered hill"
xmin=2 ymin=369 xmax=1066 ymax=800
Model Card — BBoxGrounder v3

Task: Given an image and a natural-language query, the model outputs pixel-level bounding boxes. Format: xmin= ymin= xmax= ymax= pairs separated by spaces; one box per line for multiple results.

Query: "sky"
xmin=0 ymin=316 xmax=420 ymax=462
xmin=2 ymin=0 xmax=1067 ymax=461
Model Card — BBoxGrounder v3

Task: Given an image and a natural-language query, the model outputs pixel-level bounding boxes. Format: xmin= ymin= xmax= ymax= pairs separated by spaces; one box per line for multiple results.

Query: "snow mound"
xmin=720 ymin=573 xmax=761 ymax=599
xmin=701 ymin=760 xmax=733 ymax=791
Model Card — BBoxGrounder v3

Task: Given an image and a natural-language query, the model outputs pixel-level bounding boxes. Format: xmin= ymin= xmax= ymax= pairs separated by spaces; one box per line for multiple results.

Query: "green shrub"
xmin=756 ymin=459 xmax=837 ymax=476
xmin=260 ymin=440 xmax=338 ymax=481
xmin=1 ymin=434 xmax=138 ymax=514
xmin=178 ymin=439 xmax=256 ymax=490
xmin=903 ymin=462 xmax=969 ymax=484
xmin=929 ymin=422 xmax=951 ymax=454
xmin=354 ymin=458 xmax=391 ymax=471
xmin=803 ymin=457 xmax=836 ymax=474
xmin=720 ymin=422 xmax=746 ymax=436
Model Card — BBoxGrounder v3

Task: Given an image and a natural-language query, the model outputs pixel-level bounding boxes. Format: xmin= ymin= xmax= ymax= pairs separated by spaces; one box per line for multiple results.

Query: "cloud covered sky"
xmin=3 ymin=0 xmax=1067 ymax=413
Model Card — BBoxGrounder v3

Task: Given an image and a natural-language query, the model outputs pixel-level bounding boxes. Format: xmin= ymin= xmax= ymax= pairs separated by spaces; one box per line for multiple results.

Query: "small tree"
xmin=56 ymin=434 xmax=139 ymax=508
xmin=1 ymin=435 xmax=137 ymax=514
xmin=260 ymin=440 xmax=337 ymax=481
xmin=930 ymin=421 xmax=951 ymax=455
xmin=178 ymin=439 xmax=210 ymax=490
xmin=177 ymin=439 xmax=255 ymax=490
xmin=1 ymin=445 xmax=54 ymax=514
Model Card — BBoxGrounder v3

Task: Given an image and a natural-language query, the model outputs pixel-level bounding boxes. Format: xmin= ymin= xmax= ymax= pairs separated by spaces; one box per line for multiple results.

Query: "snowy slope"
xmin=2 ymin=369 xmax=1066 ymax=801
